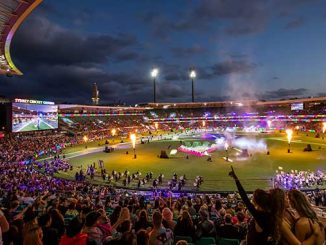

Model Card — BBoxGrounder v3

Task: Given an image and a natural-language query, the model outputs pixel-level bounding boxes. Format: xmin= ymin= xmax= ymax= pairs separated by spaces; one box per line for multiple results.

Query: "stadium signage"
xmin=14 ymin=98 xmax=55 ymax=105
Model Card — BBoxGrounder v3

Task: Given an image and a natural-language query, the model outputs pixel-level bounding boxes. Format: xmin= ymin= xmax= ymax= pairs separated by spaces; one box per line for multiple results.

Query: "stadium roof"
xmin=147 ymin=97 xmax=326 ymax=109
xmin=0 ymin=0 xmax=42 ymax=76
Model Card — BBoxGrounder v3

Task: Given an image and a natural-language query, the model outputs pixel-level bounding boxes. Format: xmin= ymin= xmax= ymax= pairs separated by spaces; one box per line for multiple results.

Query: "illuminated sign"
xmin=14 ymin=98 xmax=55 ymax=105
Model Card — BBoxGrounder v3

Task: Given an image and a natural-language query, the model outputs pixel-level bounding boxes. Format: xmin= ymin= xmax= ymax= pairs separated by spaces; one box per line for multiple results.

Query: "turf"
xmin=17 ymin=121 xmax=53 ymax=132
xmin=58 ymin=131 xmax=326 ymax=192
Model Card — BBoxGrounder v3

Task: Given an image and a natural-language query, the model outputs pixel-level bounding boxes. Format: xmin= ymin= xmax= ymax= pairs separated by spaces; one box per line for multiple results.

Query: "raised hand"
xmin=228 ymin=166 xmax=238 ymax=180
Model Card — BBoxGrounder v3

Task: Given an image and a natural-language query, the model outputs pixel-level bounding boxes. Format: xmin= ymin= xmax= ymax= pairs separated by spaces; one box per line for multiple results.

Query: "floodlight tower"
xmin=190 ymin=68 xmax=196 ymax=103
xmin=151 ymin=68 xmax=159 ymax=103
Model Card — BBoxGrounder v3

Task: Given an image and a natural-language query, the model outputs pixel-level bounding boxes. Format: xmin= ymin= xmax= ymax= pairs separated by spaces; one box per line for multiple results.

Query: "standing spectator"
xmin=38 ymin=213 xmax=59 ymax=245
xmin=50 ymin=209 xmax=65 ymax=238
xmin=23 ymin=224 xmax=43 ymax=245
xmin=288 ymin=189 xmax=325 ymax=245
xmin=0 ymin=209 xmax=9 ymax=245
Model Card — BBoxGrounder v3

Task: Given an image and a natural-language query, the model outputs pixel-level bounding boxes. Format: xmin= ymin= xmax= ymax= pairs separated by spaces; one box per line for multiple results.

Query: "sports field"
xmin=59 ymin=131 xmax=326 ymax=192
xmin=13 ymin=118 xmax=57 ymax=132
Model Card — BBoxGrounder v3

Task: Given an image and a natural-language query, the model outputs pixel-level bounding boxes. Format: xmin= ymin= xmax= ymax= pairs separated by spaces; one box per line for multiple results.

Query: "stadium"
xmin=0 ymin=1 xmax=325 ymax=245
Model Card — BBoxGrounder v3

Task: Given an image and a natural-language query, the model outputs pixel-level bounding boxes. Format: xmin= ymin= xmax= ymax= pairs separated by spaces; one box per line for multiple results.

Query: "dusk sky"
xmin=1 ymin=0 xmax=326 ymax=104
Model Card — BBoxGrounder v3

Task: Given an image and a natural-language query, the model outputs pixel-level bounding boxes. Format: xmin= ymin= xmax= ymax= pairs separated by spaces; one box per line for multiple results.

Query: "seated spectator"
xmin=176 ymin=241 xmax=188 ymax=245
xmin=65 ymin=202 xmax=79 ymax=217
xmin=82 ymin=211 xmax=104 ymax=244
xmin=162 ymin=208 xmax=176 ymax=230
xmin=186 ymin=200 xmax=196 ymax=216
xmin=134 ymin=209 xmax=151 ymax=232
xmin=119 ymin=231 xmax=137 ymax=245
xmin=234 ymin=211 xmax=248 ymax=240
xmin=174 ymin=210 xmax=195 ymax=238
xmin=97 ymin=209 xmax=112 ymax=238
xmin=149 ymin=211 xmax=173 ymax=245
xmin=137 ymin=229 xmax=149 ymax=245
xmin=59 ymin=216 xmax=94 ymax=245
xmin=112 ymin=207 xmax=130 ymax=232
xmin=109 ymin=206 xmax=121 ymax=226
xmin=216 ymin=213 xmax=241 ymax=240
xmin=195 ymin=208 xmax=216 ymax=239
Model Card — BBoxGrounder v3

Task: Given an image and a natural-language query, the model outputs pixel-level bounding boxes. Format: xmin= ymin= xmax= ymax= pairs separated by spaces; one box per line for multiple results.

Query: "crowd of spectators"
xmin=0 ymin=116 xmax=326 ymax=244
xmin=0 ymin=160 xmax=325 ymax=245
xmin=0 ymin=132 xmax=74 ymax=164
xmin=274 ymin=169 xmax=325 ymax=190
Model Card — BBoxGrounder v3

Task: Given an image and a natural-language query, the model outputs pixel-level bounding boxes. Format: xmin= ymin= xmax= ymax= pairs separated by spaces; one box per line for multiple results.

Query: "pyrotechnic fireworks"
xmin=130 ymin=133 xmax=136 ymax=149
xmin=286 ymin=129 xmax=293 ymax=144
xmin=224 ymin=142 xmax=229 ymax=151
xmin=111 ymin=128 xmax=116 ymax=136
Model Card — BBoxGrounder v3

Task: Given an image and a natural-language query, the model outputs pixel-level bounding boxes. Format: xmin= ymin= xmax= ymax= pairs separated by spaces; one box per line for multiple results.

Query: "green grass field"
xmin=58 ymin=131 xmax=326 ymax=192
xmin=17 ymin=121 xmax=53 ymax=132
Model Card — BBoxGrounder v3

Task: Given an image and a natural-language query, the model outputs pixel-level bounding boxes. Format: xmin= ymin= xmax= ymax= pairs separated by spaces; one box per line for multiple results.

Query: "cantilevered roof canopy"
xmin=0 ymin=0 xmax=42 ymax=75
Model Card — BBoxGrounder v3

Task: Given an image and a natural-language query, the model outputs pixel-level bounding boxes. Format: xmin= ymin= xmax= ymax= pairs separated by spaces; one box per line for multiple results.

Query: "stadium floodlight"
xmin=151 ymin=68 xmax=159 ymax=103
xmin=151 ymin=68 xmax=159 ymax=78
xmin=190 ymin=70 xmax=196 ymax=79
xmin=189 ymin=68 xmax=196 ymax=102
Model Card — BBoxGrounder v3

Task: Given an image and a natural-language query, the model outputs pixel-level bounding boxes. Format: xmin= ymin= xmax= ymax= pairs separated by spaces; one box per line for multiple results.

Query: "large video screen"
xmin=12 ymin=102 xmax=58 ymax=132
xmin=291 ymin=103 xmax=304 ymax=111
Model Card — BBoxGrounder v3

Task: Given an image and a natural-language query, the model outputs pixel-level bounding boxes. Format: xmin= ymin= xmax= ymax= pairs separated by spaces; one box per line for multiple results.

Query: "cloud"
xmin=171 ymin=45 xmax=206 ymax=58
xmin=12 ymin=16 xmax=138 ymax=67
xmin=316 ymin=92 xmax=326 ymax=97
xmin=113 ymin=52 xmax=140 ymax=63
xmin=259 ymin=88 xmax=308 ymax=99
xmin=194 ymin=0 xmax=269 ymax=36
xmin=142 ymin=0 xmax=320 ymax=38
xmin=160 ymin=58 xmax=257 ymax=82
xmin=210 ymin=60 xmax=257 ymax=76
xmin=142 ymin=1 xmax=268 ymax=37
xmin=3 ymin=14 xmax=151 ymax=104
xmin=284 ymin=17 xmax=305 ymax=30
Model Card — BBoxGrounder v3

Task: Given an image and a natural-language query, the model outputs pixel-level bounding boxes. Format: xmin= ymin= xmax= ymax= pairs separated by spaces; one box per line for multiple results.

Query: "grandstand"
xmin=0 ymin=1 xmax=325 ymax=243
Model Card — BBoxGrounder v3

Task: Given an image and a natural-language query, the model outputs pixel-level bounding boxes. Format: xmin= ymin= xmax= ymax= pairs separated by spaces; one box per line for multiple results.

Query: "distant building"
xmin=92 ymin=82 xmax=100 ymax=105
